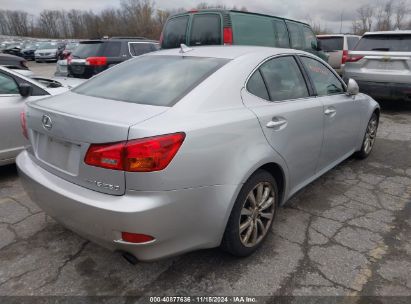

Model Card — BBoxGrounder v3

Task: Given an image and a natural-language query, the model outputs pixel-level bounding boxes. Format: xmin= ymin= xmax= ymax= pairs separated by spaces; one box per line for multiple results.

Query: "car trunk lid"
xmin=347 ymin=50 xmax=411 ymax=83
xmin=25 ymin=91 xmax=168 ymax=195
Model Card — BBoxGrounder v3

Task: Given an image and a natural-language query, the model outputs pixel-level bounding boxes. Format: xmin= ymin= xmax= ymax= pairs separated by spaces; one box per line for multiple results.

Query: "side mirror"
xmin=346 ymin=79 xmax=359 ymax=96
xmin=19 ymin=83 xmax=33 ymax=97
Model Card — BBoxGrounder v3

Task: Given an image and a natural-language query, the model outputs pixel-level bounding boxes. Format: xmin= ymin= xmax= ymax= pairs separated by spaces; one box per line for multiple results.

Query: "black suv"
xmin=68 ymin=37 xmax=159 ymax=79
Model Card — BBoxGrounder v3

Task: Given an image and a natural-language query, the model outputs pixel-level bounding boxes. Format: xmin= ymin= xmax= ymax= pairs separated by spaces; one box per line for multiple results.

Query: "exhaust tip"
xmin=122 ymin=251 xmax=138 ymax=265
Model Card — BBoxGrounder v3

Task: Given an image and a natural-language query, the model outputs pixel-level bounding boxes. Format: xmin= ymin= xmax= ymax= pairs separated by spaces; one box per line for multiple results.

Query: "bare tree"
xmin=394 ymin=0 xmax=408 ymax=29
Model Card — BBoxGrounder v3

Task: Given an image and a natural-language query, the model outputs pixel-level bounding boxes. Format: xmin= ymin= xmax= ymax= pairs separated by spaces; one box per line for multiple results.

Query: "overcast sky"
xmin=2 ymin=0 xmax=409 ymax=33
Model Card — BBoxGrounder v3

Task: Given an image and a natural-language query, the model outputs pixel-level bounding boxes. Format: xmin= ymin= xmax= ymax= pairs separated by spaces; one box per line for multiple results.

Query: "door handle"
xmin=324 ymin=108 xmax=337 ymax=116
xmin=266 ymin=118 xmax=287 ymax=129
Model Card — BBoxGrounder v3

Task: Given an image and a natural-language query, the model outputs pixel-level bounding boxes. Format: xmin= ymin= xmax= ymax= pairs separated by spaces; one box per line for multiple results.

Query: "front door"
xmin=242 ymin=56 xmax=324 ymax=195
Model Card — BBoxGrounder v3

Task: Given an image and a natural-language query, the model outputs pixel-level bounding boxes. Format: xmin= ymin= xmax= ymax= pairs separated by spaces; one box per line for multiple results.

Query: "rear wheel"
xmin=221 ymin=170 xmax=278 ymax=257
xmin=355 ymin=112 xmax=379 ymax=159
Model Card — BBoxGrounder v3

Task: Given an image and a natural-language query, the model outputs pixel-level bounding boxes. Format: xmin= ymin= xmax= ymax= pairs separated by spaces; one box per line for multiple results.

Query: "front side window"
xmin=302 ymin=26 xmax=317 ymax=50
xmin=73 ymin=56 xmax=229 ymax=107
xmin=0 ymin=73 xmax=19 ymax=95
xmin=190 ymin=14 xmax=221 ymax=46
xmin=259 ymin=56 xmax=309 ymax=101
xmin=301 ymin=57 xmax=344 ymax=96
xmin=272 ymin=19 xmax=290 ymax=48
xmin=103 ymin=42 xmax=121 ymax=57
xmin=286 ymin=22 xmax=304 ymax=50
xmin=162 ymin=16 xmax=189 ymax=49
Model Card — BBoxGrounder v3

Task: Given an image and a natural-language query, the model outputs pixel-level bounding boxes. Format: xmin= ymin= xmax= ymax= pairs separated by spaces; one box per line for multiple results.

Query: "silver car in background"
xmin=17 ymin=46 xmax=380 ymax=261
xmin=344 ymin=31 xmax=411 ymax=101
xmin=0 ymin=67 xmax=84 ymax=165
xmin=35 ymin=41 xmax=65 ymax=62
xmin=317 ymin=34 xmax=361 ymax=75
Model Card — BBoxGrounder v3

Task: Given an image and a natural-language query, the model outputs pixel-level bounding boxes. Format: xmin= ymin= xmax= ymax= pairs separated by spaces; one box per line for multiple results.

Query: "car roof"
xmin=317 ymin=34 xmax=360 ymax=38
xmin=364 ymin=30 xmax=411 ymax=35
xmin=149 ymin=45 xmax=305 ymax=60
xmin=79 ymin=38 xmax=158 ymax=43
xmin=0 ymin=53 xmax=23 ymax=60
xmin=170 ymin=9 xmax=311 ymax=27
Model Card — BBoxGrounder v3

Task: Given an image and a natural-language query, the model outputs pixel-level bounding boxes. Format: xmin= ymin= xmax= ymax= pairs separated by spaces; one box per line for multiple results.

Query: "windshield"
xmin=74 ymin=55 xmax=229 ymax=107
xmin=355 ymin=34 xmax=411 ymax=52
xmin=66 ymin=43 xmax=78 ymax=50
xmin=318 ymin=37 xmax=343 ymax=51
xmin=38 ymin=42 xmax=58 ymax=50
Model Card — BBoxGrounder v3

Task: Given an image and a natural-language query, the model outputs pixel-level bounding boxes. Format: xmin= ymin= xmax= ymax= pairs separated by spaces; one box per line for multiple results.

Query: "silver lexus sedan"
xmin=17 ymin=46 xmax=380 ymax=261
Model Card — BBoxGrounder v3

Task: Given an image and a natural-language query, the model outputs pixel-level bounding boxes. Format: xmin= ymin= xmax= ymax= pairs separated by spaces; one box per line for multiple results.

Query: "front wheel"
xmin=355 ymin=112 xmax=379 ymax=159
xmin=221 ymin=170 xmax=278 ymax=257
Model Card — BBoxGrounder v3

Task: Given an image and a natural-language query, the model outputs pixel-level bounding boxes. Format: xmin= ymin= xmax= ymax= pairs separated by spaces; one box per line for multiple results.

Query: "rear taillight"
xmin=67 ymin=54 xmax=73 ymax=64
xmin=346 ymin=54 xmax=364 ymax=63
xmin=84 ymin=133 xmax=185 ymax=172
xmin=159 ymin=31 xmax=164 ymax=46
xmin=122 ymin=232 xmax=154 ymax=243
xmin=86 ymin=56 xmax=107 ymax=66
xmin=20 ymin=111 xmax=28 ymax=140
xmin=223 ymin=27 xmax=233 ymax=45
xmin=21 ymin=60 xmax=28 ymax=68
xmin=342 ymin=50 xmax=349 ymax=64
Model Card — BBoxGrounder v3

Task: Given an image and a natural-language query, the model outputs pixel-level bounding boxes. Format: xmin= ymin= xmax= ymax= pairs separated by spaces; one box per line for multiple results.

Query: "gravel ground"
xmin=0 ymin=62 xmax=410 ymax=300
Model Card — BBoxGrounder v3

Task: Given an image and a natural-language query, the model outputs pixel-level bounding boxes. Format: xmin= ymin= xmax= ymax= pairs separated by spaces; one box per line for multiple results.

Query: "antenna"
xmin=180 ymin=44 xmax=194 ymax=55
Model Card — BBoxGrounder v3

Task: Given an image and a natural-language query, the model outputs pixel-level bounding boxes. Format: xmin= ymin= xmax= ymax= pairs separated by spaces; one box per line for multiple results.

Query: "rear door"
xmin=318 ymin=36 xmax=344 ymax=69
xmin=300 ymin=56 xmax=360 ymax=171
xmin=347 ymin=34 xmax=411 ymax=84
xmin=242 ymin=55 xmax=324 ymax=194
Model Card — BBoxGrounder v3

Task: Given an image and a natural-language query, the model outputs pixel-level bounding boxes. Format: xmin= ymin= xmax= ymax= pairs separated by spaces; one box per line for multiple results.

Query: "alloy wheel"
xmin=364 ymin=116 xmax=378 ymax=154
xmin=239 ymin=182 xmax=276 ymax=247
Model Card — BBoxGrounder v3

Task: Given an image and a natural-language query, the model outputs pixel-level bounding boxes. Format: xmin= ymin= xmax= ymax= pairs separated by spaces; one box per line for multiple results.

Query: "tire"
xmin=221 ymin=169 xmax=278 ymax=257
xmin=355 ymin=112 xmax=379 ymax=159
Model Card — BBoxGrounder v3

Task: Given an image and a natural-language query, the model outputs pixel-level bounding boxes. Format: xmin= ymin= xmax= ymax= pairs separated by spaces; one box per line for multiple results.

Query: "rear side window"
xmin=318 ymin=37 xmax=344 ymax=51
xmin=162 ymin=16 xmax=189 ymax=49
xmin=247 ymin=70 xmax=269 ymax=100
xmin=103 ymin=42 xmax=121 ymax=57
xmin=355 ymin=35 xmax=411 ymax=52
xmin=129 ymin=43 xmax=154 ymax=56
xmin=286 ymin=22 xmax=304 ymax=50
xmin=259 ymin=56 xmax=309 ymax=101
xmin=347 ymin=37 xmax=360 ymax=50
xmin=73 ymin=56 xmax=229 ymax=107
xmin=190 ymin=14 xmax=221 ymax=46
xmin=301 ymin=57 xmax=344 ymax=96
xmin=232 ymin=13 xmax=277 ymax=47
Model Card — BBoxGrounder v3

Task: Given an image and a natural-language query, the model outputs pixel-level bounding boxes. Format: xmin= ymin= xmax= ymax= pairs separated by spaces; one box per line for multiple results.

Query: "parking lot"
xmin=0 ymin=62 xmax=410 ymax=298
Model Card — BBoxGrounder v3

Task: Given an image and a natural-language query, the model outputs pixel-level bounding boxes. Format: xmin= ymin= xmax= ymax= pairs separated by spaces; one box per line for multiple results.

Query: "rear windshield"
xmin=318 ymin=37 xmax=343 ymax=51
xmin=72 ymin=41 xmax=121 ymax=58
xmin=162 ymin=16 xmax=189 ymax=49
xmin=73 ymin=56 xmax=229 ymax=107
xmin=355 ymin=35 xmax=411 ymax=52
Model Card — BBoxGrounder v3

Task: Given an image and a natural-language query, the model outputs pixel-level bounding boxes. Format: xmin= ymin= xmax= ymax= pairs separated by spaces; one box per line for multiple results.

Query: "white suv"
xmin=343 ymin=31 xmax=411 ymax=102
xmin=317 ymin=34 xmax=361 ymax=75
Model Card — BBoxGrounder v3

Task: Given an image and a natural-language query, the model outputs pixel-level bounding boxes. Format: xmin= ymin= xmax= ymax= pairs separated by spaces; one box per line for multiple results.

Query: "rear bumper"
xmin=16 ymin=151 xmax=238 ymax=261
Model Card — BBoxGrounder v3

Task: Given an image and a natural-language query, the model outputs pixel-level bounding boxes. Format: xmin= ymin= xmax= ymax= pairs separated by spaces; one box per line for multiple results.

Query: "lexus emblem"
xmin=42 ymin=115 xmax=52 ymax=130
